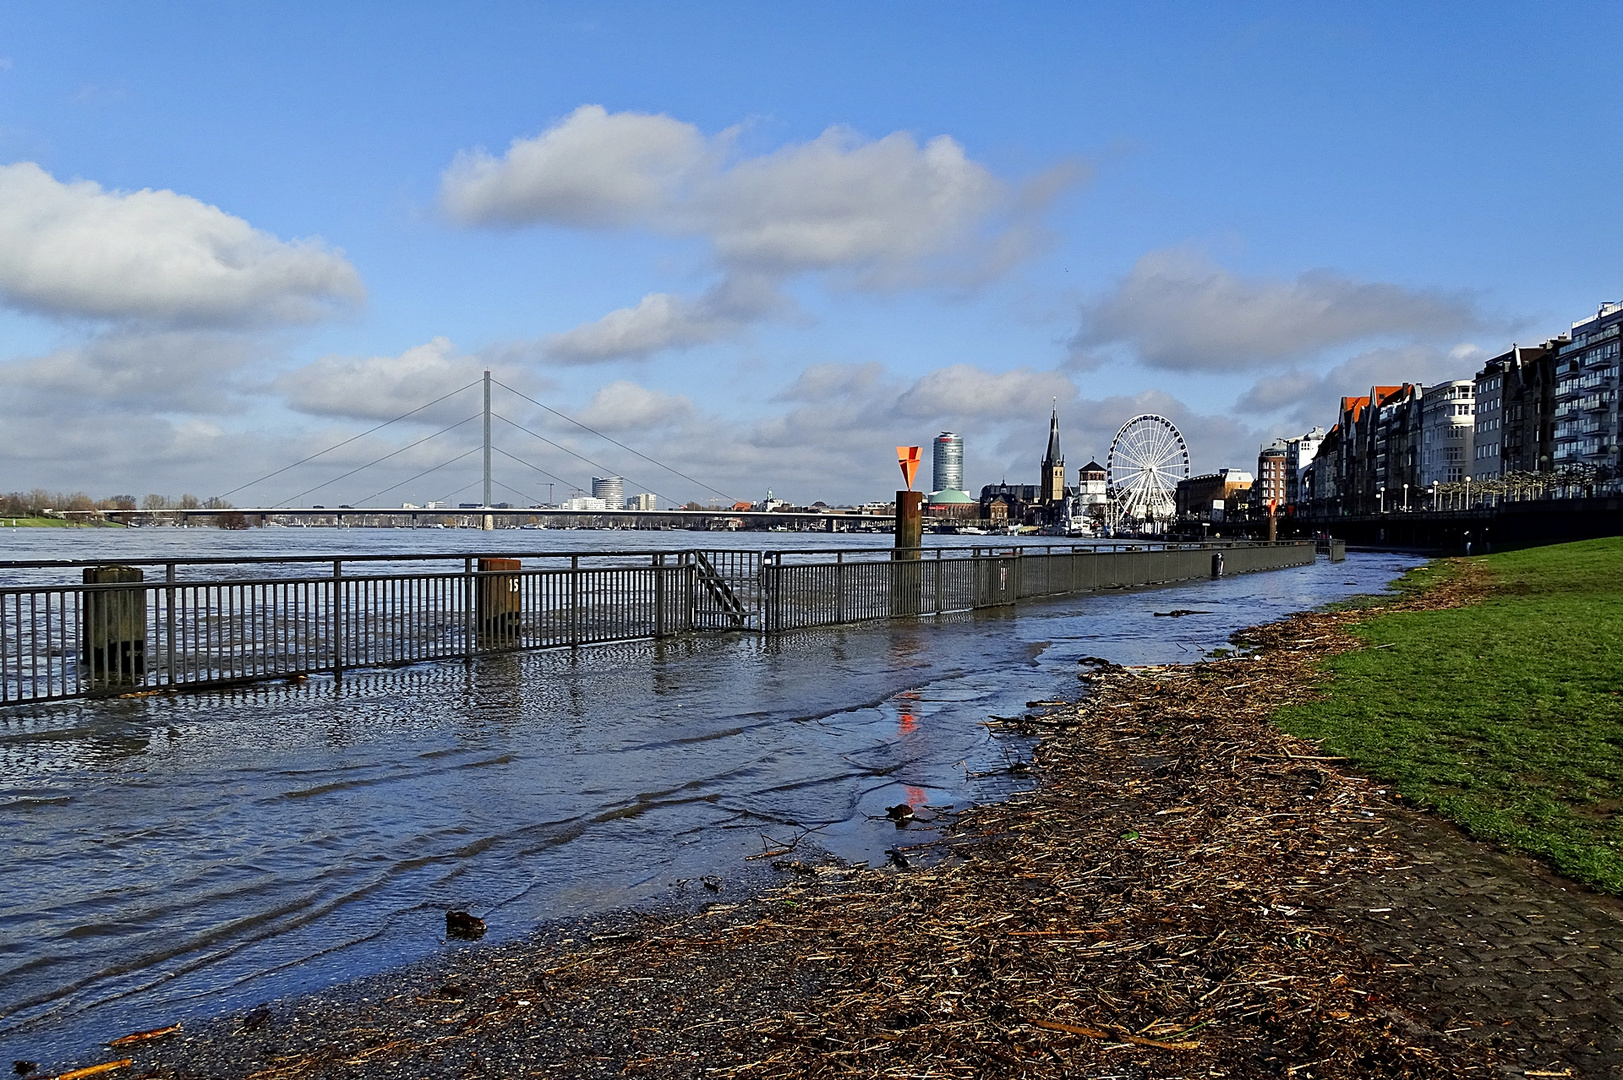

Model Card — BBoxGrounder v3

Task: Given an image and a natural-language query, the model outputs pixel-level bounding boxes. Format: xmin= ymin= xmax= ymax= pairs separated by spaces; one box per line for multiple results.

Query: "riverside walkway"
xmin=0 ymin=540 xmax=1316 ymax=706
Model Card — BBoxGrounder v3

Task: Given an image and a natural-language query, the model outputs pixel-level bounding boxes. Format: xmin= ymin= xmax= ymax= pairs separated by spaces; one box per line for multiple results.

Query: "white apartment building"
xmin=1420 ymin=381 xmax=1474 ymax=487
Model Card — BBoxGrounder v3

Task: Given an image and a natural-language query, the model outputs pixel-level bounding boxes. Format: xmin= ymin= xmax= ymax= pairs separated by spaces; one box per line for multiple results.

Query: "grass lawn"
xmin=1276 ymin=536 xmax=1623 ymax=893
xmin=0 ymin=516 xmax=121 ymax=527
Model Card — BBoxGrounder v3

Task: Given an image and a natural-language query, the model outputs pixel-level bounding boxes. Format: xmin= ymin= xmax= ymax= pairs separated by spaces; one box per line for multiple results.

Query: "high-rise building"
xmin=1039 ymin=407 xmax=1066 ymax=503
xmin=1552 ymin=302 xmax=1622 ymax=472
xmin=591 ymin=476 xmax=625 ymax=507
xmin=932 ymin=432 xmax=964 ymax=494
xmin=626 ymin=493 xmax=657 ymax=511
xmin=1255 ymin=441 xmax=1288 ymax=509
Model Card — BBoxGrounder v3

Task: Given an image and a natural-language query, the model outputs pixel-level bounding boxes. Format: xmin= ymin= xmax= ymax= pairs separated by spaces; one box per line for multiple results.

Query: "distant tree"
xmin=142 ymin=494 xmax=171 ymax=510
xmin=178 ymin=494 xmax=202 ymax=510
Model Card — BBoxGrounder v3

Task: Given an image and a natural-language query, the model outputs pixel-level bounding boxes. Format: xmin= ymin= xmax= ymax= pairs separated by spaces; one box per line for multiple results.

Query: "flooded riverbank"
xmin=0 ymin=539 xmax=1420 ymax=1067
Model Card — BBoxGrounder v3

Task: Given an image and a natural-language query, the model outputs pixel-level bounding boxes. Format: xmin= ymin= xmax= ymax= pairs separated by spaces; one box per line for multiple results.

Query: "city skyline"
xmin=0 ymin=4 xmax=1619 ymax=507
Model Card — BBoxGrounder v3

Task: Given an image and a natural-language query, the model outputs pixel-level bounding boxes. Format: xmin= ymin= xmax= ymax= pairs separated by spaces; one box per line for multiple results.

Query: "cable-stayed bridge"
xmin=103 ymin=372 xmax=884 ymax=531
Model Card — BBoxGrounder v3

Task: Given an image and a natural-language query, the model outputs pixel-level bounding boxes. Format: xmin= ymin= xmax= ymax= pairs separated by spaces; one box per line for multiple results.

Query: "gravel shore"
xmin=30 ymin=564 xmax=1572 ymax=1079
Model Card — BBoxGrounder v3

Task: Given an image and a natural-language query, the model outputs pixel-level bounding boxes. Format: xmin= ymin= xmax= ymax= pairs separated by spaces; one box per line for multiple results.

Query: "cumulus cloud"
xmin=1071 ymin=248 xmax=1482 ymax=372
xmin=442 ymin=106 xmax=1076 ymax=362
xmin=897 ymin=365 xmax=1076 ymax=421
xmin=542 ymin=274 xmax=790 ymax=363
xmin=0 ymin=329 xmax=261 ymax=413
xmin=442 ymin=106 xmax=711 ymax=228
xmin=278 ymin=336 xmax=530 ymax=423
xmin=577 ymin=380 xmax=696 ymax=431
xmin=772 ymin=362 xmax=886 ymax=403
xmin=0 ymin=162 xmax=364 ymax=326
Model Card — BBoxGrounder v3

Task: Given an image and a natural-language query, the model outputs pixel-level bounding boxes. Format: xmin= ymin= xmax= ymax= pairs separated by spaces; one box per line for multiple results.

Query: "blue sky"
xmin=0 ymin=2 xmax=1618 ymax=507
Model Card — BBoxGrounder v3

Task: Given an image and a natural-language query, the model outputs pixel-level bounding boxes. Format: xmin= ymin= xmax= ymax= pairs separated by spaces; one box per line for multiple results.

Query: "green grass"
xmin=1275 ymin=537 xmax=1623 ymax=893
xmin=0 ymin=516 xmax=117 ymax=527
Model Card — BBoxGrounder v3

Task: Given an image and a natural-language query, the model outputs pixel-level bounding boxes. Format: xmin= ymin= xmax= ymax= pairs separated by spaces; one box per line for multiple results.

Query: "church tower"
xmin=1040 ymin=404 xmax=1066 ymax=503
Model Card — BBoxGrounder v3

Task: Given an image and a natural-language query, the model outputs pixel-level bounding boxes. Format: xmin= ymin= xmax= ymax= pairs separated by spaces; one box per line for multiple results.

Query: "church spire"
xmin=1045 ymin=399 xmax=1061 ymax=463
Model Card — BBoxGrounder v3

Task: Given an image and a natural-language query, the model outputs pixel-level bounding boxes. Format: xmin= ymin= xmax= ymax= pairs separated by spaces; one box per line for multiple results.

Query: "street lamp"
xmin=1465 ymin=476 xmax=1472 ymax=509
xmin=1403 ymin=483 xmax=1409 ymax=511
xmin=1378 ymin=486 xmax=1385 ymax=514
xmin=1430 ymin=480 xmax=1439 ymax=511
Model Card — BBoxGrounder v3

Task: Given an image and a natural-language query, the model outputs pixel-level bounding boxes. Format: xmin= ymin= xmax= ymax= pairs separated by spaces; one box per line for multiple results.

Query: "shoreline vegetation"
xmin=31 ymin=541 xmax=1620 ymax=1079
xmin=1277 ymin=537 xmax=1623 ymax=895
xmin=1 ymin=516 xmax=124 ymax=527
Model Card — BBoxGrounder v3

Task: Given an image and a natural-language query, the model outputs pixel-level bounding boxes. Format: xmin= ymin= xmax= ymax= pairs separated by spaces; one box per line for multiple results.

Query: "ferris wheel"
xmin=1107 ymin=414 xmax=1190 ymax=526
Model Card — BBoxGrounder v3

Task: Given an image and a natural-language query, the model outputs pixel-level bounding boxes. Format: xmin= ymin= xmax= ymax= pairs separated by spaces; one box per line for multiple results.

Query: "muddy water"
xmin=0 ymin=539 xmax=1420 ymax=1066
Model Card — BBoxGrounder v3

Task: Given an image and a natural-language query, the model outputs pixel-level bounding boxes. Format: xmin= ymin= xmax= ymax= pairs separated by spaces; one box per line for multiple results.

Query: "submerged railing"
xmin=0 ymin=541 xmax=1315 ymax=707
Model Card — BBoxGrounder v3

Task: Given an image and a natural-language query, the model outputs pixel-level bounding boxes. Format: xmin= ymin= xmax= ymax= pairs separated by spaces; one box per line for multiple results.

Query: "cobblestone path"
xmin=1341 ymin=808 xmax=1623 ymax=1078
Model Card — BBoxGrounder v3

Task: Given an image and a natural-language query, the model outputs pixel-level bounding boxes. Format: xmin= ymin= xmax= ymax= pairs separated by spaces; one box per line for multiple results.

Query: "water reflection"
xmin=0 ymin=551 xmax=1421 ymax=1067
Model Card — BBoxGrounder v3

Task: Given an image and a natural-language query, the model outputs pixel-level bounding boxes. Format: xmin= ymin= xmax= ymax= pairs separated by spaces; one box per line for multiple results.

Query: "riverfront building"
xmin=932 ymin=432 xmax=964 ymax=493
xmin=1283 ymin=427 xmax=1325 ymax=507
xmin=1420 ymin=381 xmax=1475 ymax=488
xmin=1551 ymin=302 xmax=1622 ymax=473
xmin=1254 ymin=441 xmax=1287 ymax=510
xmin=1289 ymin=295 xmax=1622 ymax=520
xmin=1175 ymin=469 xmax=1253 ymax=523
xmin=1473 ymin=341 xmax=1561 ymax=480
xmin=926 ymin=431 xmax=976 ymax=518
xmin=592 ymin=476 xmax=625 ymax=507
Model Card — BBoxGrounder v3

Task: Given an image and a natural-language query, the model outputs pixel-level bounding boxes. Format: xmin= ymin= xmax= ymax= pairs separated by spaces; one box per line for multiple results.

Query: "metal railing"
xmin=0 ymin=541 xmax=1315 ymax=707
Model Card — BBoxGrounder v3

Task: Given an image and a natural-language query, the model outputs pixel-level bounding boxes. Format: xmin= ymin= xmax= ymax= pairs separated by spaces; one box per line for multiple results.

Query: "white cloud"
xmin=1072 ymin=248 xmax=1482 ymax=372
xmin=0 ymin=329 xmax=260 ymax=413
xmin=442 ymin=107 xmax=1075 ymax=362
xmin=897 ymin=365 xmax=1075 ymax=421
xmin=0 ymin=162 xmax=364 ymax=325
xmin=577 ymin=380 xmax=695 ymax=431
xmin=541 ymin=273 xmax=793 ymax=364
xmin=279 ymin=336 xmax=519 ymax=423
xmin=441 ymin=105 xmax=710 ymax=228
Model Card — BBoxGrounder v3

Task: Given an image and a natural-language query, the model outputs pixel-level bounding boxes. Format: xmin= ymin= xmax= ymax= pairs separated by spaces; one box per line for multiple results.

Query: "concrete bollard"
xmin=476 ymin=558 xmax=522 ymax=647
xmin=82 ymin=565 xmax=146 ymax=691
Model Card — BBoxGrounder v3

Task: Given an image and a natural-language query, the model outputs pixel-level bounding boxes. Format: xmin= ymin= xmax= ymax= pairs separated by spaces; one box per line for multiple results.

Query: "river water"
xmin=0 ymin=527 xmax=1420 ymax=1066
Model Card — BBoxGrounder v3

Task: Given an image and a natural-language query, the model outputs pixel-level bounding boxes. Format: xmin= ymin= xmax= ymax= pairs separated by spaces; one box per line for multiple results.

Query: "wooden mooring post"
xmin=82 ymin=565 xmax=145 ymax=692
xmin=477 ymin=557 xmax=522 ymax=647
xmin=892 ymin=490 xmax=924 ymax=616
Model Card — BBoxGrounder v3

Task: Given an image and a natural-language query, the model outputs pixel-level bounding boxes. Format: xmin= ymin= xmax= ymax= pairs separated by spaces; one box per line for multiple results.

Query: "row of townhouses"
xmin=1275 ymin=299 xmax=1622 ymax=517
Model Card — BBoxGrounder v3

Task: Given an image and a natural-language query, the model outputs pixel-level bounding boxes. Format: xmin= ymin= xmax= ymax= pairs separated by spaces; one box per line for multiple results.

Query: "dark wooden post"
xmin=82 ymin=565 xmax=145 ymax=692
xmin=892 ymin=491 xmax=924 ymax=615
xmin=476 ymin=557 xmax=522 ymax=647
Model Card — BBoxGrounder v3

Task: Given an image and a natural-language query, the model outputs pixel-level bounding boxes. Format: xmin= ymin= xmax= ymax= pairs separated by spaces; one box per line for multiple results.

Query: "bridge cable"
xmin=489 ymin=445 xmax=587 ymax=495
xmin=213 ymin=379 xmax=482 ymax=502
xmin=275 ymin=413 xmax=481 ymax=507
xmin=490 ymin=412 xmax=675 ymax=506
xmin=491 ymin=379 xmax=735 ymax=503
xmin=490 ymin=477 xmax=547 ymax=507
xmin=353 ymin=446 xmax=482 ymax=507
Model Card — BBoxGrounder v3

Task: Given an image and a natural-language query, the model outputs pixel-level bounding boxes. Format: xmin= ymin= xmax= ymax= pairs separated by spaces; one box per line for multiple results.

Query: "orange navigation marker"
xmin=896 ymin=446 xmax=921 ymax=491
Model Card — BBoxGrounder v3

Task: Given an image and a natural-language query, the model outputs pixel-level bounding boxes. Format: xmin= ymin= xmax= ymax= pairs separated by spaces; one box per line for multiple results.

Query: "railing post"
xmin=653 ymin=553 xmax=666 ymax=638
xmin=835 ymin=552 xmax=845 ymax=625
xmin=332 ymin=560 xmax=344 ymax=678
xmin=934 ymin=547 xmax=943 ymax=614
xmin=570 ymin=554 xmax=580 ymax=648
xmin=165 ymin=563 xmax=177 ymax=687
xmin=463 ymin=557 xmax=475 ymax=660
